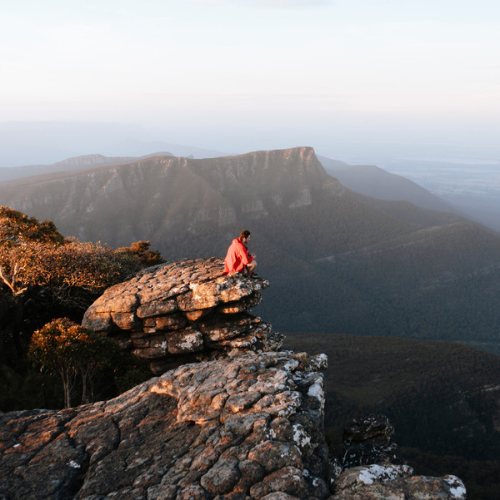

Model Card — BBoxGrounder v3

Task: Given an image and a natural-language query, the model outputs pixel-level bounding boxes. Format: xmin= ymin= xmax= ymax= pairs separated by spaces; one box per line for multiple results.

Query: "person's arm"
xmin=238 ymin=242 xmax=253 ymax=265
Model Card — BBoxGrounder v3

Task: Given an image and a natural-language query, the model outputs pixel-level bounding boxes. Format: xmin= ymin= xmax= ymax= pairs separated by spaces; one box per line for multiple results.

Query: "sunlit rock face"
xmin=0 ymin=351 xmax=331 ymax=500
xmin=83 ymin=258 xmax=283 ymax=374
xmin=0 ymin=350 xmax=466 ymax=500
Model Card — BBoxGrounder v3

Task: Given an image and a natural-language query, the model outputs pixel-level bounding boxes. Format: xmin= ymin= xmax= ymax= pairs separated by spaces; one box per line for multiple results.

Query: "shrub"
xmin=0 ymin=206 xmax=65 ymax=246
xmin=117 ymin=240 xmax=165 ymax=268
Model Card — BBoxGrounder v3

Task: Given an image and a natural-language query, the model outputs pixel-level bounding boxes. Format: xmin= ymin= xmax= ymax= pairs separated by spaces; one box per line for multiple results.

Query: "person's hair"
xmin=240 ymin=230 xmax=251 ymax=240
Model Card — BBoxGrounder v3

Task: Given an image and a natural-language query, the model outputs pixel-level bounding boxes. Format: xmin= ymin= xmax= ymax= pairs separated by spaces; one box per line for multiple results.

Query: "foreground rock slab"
xmin=83 ymin=258 xmax=284 ymax=374
xmin=0 ymin=349 xmax=466 ymax=500
xmin=0 ymin=351 xmax=330 ymax=500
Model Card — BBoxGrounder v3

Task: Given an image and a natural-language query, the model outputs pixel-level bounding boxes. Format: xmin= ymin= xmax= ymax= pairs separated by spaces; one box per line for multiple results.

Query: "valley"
xmin=0 ymin=147 xmax=499 ymax=353
xmin=382 ymin=157 xmax=500 ymax=233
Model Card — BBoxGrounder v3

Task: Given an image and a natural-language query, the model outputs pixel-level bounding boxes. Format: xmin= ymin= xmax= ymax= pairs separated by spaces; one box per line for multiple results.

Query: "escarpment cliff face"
xmin=83 ymin=258 xmax=283 ymax=374
xmin=0 ymin=147 xmax=340 ymax=240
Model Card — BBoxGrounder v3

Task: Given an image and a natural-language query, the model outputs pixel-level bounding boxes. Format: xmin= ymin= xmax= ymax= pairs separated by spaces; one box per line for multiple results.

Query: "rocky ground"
xmin=0 ymin=259 xmax=466 ymax=499
xmin=0 ymin=351 xmax=331 ymax=499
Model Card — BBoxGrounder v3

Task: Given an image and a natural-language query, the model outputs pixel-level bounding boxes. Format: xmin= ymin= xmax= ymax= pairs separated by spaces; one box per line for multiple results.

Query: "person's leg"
xmin=247 ymin=260 xmax=257 ymax=277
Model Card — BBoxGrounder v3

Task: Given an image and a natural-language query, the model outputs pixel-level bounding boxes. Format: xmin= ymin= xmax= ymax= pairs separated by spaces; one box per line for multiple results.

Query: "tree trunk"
xmin=81 ymin=368 xmax=89 ymax=405
xmin=61 ymin=368 xmax=72 ymax=409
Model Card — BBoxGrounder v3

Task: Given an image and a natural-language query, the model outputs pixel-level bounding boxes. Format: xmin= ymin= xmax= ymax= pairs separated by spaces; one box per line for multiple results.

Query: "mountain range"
xmin=0 ymin=152 xmax=180 ymax=183
xmin=0 ymin=121 xmax=227 ymax=168
xmin=317 ymin=154 xmax=457 ymax=214
xmin=0 ymin=147 xmax=499 ymax=350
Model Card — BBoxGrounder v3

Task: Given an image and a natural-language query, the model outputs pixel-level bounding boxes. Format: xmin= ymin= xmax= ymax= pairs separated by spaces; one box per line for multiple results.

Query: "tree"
xmin=0 ymin=207 xmax=166 ymax=362
xmin=1 ymin=239 xmax=146 ymax=309
xmin=0 ymin=206 xmax=65 ymax=245
xmin=28 ymin=318 xmax=119 ymax=408
xmin=0 ymin=206 xmax=65 ymax=295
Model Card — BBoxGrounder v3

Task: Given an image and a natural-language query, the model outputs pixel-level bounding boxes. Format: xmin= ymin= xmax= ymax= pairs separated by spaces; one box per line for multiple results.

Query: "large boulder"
xmin=83 ymin=258 xmax=283 ymax=373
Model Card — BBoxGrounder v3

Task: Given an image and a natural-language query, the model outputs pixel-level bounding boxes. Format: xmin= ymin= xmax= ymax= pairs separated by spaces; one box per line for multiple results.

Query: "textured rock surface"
xmin=83 ymin=258 xmax=283 ymax=374
xmin=0 ymin=350 xmax=467 ymax=500
xmin=341 ymin=414 xmax=400 ymax=469
xmin=0 ymin=351 xmax=331 ymax=500
xmin=333 ymin=464 xmax=466 ymax=499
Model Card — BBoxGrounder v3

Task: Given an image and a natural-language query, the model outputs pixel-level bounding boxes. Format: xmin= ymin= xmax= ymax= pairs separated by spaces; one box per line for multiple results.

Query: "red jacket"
xmin=224 ymin=238 xmax=254 ymax=274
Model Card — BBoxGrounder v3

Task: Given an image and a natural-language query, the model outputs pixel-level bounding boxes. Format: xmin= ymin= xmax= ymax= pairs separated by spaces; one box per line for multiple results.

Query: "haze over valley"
xmin=2 ymin=144 xmax=500 ymax=496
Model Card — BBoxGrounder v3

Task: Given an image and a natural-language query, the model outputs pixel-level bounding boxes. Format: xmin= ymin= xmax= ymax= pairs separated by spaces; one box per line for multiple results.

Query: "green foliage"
xmin=0 ymin=206 xmax=165 ymax=310
xmin=0 ymin=207 xmax=166 ymax=410
xmin=28 ymin=318 xmax=120 ymax=408
xmin=117 ymin=240 xmax=165 ymax=268
xmin=0 ymin=237 xmax=154 ymax=308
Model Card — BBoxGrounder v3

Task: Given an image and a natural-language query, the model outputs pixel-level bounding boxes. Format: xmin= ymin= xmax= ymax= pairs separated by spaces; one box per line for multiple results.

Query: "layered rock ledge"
xmin=83 ymin=258 xmax=283 ymax=374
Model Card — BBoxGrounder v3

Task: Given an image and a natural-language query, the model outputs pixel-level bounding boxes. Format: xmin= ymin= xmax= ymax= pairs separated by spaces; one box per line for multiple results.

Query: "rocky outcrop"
xmin=0 ymin=261 xmax=467 ymax=499
xmin=341 ymin=414 xmax=400 ymax=469
xmin=333 ymin=415 xmax=466 ymax=498
xmin=334 ymin=464 xmax=466 ymax=499
xmin=0 ymin=349 xmax=467 ymax=500
xmin=83 ymin=258 xmax=283 ymax=374
xmin=0 ymin=351 xmax=331 ymax=500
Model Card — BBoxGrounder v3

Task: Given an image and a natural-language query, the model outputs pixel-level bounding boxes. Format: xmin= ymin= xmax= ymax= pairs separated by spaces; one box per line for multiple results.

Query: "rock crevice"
xmin=0 ymin=352 xmax=331 ymax=500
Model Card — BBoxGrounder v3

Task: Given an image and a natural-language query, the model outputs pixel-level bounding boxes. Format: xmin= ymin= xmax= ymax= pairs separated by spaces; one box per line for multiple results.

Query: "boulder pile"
xmin=83 ymin=258 xmax=283 ymax=374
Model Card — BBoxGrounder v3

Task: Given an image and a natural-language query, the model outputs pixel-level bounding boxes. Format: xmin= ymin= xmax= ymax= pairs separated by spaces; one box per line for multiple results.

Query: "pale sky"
xmin=1 ymin=0 xmax=499 ymax=157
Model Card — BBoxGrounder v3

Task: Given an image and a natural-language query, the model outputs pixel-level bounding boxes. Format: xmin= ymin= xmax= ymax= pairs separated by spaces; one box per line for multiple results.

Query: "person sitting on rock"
xmin=224 ymin=229 xmax=257 ymax=277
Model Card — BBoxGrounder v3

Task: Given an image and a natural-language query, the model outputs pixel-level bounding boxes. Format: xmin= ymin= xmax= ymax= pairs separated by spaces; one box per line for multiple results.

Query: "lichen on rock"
xmin=0 ymin=351 xmax=331 ymax=500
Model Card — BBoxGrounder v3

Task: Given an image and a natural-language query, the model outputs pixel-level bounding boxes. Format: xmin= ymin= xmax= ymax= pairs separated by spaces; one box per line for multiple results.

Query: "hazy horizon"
xmin=1 ymin=0 xmax=499 ymax=166
xmin=1 ymin=120 xmax=500 ymax=170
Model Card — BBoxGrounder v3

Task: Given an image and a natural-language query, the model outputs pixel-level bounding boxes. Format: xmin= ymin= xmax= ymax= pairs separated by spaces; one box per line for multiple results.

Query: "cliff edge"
xmin=82 ymin=258 xmax=283 ymax=374
xmin=0 ymin=258 xmax=466 ymax=499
